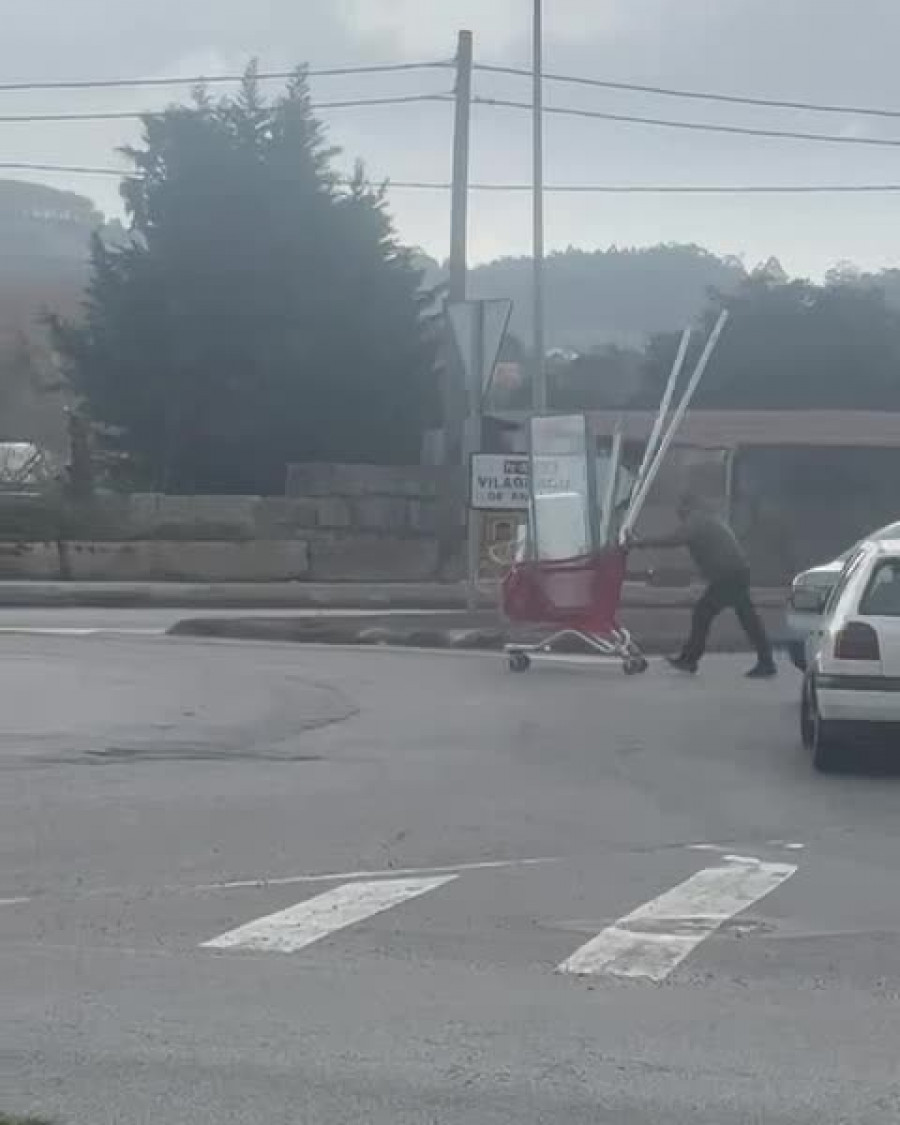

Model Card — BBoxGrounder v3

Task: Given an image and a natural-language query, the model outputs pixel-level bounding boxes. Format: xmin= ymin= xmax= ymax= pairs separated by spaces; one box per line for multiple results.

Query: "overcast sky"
xmin=5 ymin=0 xmax=900 ymax=277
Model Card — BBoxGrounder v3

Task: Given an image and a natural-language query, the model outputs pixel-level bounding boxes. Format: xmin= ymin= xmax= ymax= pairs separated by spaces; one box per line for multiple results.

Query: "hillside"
xmin=468 ymin=244 xmax=748 ymax=349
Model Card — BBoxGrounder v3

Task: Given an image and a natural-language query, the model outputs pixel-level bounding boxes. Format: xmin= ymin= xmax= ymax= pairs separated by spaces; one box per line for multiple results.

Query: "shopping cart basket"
xmin=501 ymin=546 xmax=648 ymax=674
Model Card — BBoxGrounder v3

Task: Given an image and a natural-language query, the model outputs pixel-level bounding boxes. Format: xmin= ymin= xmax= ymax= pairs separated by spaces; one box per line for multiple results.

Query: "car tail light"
xmin=834 ymin=621 xmax=881 ymax=661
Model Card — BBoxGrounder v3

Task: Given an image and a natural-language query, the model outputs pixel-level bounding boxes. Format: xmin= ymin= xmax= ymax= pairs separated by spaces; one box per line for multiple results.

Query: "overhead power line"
xmin=0 ymin=60 xmax=453 ymax=94
xmin=0 ymin=93 xmax=453 ymax=124
xmin=475 ymin=63 xmax=900 ymax=121
xmin=6 ymin=90 xmax=897 ymax=150
xmin=393 ymin=182 xmax=900 ymax=194
xmin=9 ymin=163 xmax=900 ymax=194
xmin=473 ymin=95 xmax=900 ymax=148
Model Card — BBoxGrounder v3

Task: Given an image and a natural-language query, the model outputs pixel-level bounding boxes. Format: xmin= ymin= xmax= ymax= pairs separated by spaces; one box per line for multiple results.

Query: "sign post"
xmin=448 ymin=298 xmax=513 ymax=610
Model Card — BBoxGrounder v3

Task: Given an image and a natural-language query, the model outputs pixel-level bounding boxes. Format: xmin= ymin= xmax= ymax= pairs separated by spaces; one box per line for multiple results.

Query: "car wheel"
xmin=800 ymin=676 xmax=815 ymax=749
xmin=807 ymin=685 xmax=843 ymax=773
xmin=787 ymin=641 xmax=807 ymax=673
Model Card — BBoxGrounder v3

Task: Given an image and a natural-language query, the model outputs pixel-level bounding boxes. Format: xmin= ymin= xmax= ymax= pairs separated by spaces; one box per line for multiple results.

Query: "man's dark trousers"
xmin=682 ymin=571 xmax=774 ymax=667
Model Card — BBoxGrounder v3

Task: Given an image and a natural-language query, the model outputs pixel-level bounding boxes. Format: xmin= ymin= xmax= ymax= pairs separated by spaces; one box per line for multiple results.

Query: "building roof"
xmin=586 ymin=410 xmax=900 ymax=449
xmin=485 ymin=409 xmax=900 ymax=450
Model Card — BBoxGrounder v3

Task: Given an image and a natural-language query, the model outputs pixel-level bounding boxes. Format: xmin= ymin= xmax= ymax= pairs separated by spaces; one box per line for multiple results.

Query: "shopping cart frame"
xmin=501 ymin=547 xmax=648 ymax=675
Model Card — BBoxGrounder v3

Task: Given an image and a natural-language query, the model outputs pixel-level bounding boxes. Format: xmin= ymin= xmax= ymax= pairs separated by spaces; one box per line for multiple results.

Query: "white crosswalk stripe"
xmin=202 ymin=875 xmax=457 ymax=954
xmin=0 ymin=627 xmax=165 ymax=636
xmin=558 ymin=856 xmax=797 ymax=982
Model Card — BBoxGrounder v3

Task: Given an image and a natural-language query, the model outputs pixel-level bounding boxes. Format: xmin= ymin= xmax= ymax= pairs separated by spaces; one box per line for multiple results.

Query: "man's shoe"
xmin=666 ymin=654 xmax=698 ymax=674
xmin=746 ymin=661 xmax=777 ymax=679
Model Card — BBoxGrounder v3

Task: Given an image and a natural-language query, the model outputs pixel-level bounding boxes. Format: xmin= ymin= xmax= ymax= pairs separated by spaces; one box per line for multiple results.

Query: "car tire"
xmin=804 ymin=681 xmax=843 ymax=772
xmin=787 ymin=641 xmax=807 ymax=673
xmin=800 ymin=676 xmax=815 ymax=749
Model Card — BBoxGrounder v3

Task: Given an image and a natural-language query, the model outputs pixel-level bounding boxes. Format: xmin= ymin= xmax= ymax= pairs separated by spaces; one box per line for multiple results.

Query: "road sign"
xmin=470 ymin=454 xmax=530 ymax=510
xmin=448 ymin=299 xmax=513 ymax=404
xmin=470 ymin=453 xmax=619 ymax=512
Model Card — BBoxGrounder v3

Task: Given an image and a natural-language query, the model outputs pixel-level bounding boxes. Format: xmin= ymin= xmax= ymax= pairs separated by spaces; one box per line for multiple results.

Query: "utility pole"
xmin=449 ymin=31 xmax=479 ymax=608
xmin=531 ymin=0 xmax=547 ymax=413
xmin=449 ymin=30 xmax=473 ymax=304
xmin=435 ymin=30 xmax=474 ymax=583
xmin=445 ymin=28 xmax=473 ymax=431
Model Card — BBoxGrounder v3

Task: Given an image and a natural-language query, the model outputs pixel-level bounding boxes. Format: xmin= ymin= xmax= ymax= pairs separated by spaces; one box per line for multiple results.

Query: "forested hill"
xmin=467 ymin=244 xmax=748 ymax=349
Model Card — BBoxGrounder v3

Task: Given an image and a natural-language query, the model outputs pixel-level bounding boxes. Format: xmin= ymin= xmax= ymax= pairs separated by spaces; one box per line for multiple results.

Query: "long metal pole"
xmin=434 ymin=31 xmax=474 ymax=581
xmin=449 ymin=30 xmax=473 ymax=304
xmin=620 ymin=310 xmax=729 ymax=539
xmin=531 ymin=0 xmax=546 ymax=413
xmin=632 ymin=328 xmax=691 ymax=497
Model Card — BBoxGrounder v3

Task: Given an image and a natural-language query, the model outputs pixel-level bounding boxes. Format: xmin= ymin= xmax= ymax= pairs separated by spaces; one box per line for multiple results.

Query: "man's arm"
xmin=627 ymin=528 xmax=687 ymax=550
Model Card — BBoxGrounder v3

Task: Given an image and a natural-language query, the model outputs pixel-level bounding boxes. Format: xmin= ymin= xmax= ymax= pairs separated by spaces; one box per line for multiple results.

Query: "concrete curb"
xmin=168 ymin=604 xmax=788 ymax=656
xmin=0 ymin=581 xmax=477 ymax=610
xmin=0 ymin=579 xmax=787 ymax=611
xmin=168 ymin=616 xmax=510 ymax=650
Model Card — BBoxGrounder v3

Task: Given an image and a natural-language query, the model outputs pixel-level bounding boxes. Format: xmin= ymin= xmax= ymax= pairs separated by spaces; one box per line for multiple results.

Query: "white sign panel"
xmin=470 ymin=454 xmax=632 ymax=514
xmin=470 ymin=454 xmax=530 ymax=511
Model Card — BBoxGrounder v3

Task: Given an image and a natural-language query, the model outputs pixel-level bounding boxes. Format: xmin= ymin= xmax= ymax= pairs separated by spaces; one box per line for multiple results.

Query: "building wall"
xmin=732 ymin=447 xmax=900 ymax=583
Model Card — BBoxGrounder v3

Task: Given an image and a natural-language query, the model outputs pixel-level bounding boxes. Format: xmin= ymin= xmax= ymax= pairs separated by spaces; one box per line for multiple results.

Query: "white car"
xmin=786 ymin=519 xmax=900 ymax=670
xmin=801 ymin=539 xmax=900 ymax=771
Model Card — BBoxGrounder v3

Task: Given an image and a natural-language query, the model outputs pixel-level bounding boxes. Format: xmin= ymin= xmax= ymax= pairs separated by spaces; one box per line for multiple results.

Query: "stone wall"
xmin=0 ymin=536 xmax=442 ymax=582
xmin=285 ymin=463 xmax=459 ymax=538
xmin=0 ymin=540 xmax=311 ymax=582
xmin=0 ymin=464 xmax=461 ymax=581
xmin=0 ymin=455 xmax=738 ymax=585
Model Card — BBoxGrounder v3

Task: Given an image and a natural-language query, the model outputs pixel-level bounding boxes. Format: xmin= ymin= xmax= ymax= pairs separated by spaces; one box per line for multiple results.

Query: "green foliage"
xmin=639 ymin=275 xmax=900 ymax=410
xmin=551 ymin=345 xmax=644 ymax=410
xmin=51 ymin=65 xmax=438 ymax=494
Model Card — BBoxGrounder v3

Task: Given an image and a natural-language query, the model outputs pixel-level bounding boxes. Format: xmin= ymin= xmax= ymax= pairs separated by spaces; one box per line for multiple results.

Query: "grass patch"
xmin=0 ymin=1115 xmax=53 ymax=1125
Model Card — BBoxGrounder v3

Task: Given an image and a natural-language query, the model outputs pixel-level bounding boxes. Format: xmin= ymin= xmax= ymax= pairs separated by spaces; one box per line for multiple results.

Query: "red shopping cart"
xmin=501 ymin=546 xmax=648 ymax=674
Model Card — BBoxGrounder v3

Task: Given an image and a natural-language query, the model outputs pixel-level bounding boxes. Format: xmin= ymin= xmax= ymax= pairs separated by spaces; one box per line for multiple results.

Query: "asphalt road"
xmin=2 ymin=620 xmax=900 ymax=1124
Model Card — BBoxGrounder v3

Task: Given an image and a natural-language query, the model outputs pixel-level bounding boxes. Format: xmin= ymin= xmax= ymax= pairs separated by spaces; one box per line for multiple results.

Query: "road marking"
xmin=0 ymin=897 xmax=30 ymax=906
xmin=689 ymin=841 xmax=806 ymax=856
xmin=0 ymin=627 xmax=164 ymax=637
xmin=558 ymin=856 xmax=797 ymax=982
xmin=202 ymin=875 xmax=456 ymax=953
xmin=195 ymin=856 xmax=557 ymax=892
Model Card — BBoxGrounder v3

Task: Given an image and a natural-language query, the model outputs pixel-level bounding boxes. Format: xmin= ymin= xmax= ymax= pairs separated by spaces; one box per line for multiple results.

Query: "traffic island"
xmin=168 ymin=600 xmax=786 ymax=655
xmin=168 ymin=612 xmax=508 ymax=650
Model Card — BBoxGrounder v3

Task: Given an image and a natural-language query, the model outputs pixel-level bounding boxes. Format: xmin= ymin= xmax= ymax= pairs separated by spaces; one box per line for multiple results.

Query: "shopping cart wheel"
xmin=508 ymin=652 xmax=531 ymax=673
xmin=624 ymin=656 xmax=649 ymax=676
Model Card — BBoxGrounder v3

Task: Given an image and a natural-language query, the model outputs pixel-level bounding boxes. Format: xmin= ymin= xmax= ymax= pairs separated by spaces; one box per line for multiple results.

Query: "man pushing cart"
xmin=502 ymin=311 xmax=733 ymax=675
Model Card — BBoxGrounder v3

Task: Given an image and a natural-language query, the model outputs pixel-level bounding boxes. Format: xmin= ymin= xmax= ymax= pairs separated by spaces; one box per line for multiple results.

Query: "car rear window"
xmin=823 ymin=548 xmax=867 ymax=617
xmin=860 ymin=559 xmax=900 ymax=616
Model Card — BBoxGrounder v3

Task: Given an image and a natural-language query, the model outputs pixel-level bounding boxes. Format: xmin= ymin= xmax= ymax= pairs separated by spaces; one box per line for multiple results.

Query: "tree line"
xmin=485 ymin=264 xmax=900 ymax=415
xmin=6 ymin=64 xmax=900 ymax=495
xmin=49 ymin=66 xmax=440 ymax=494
